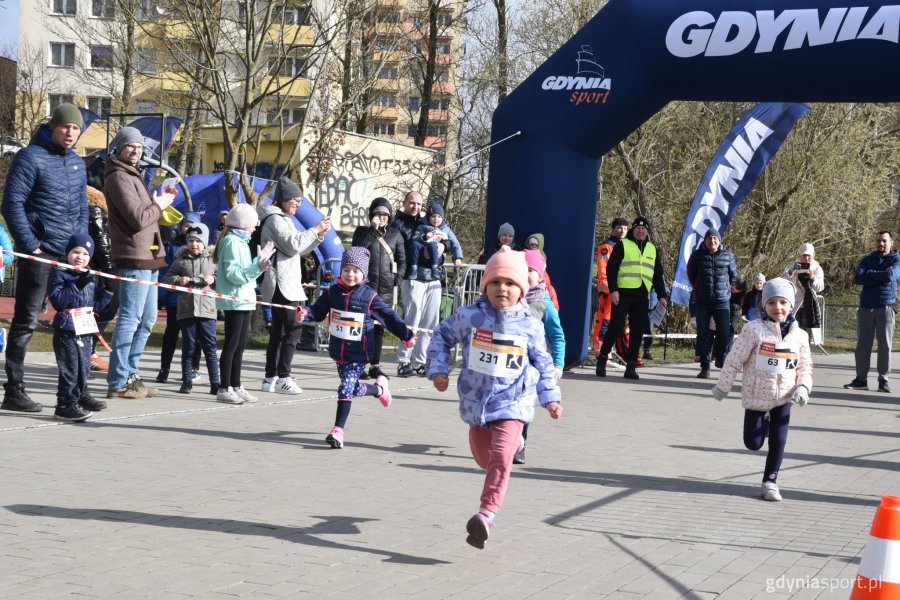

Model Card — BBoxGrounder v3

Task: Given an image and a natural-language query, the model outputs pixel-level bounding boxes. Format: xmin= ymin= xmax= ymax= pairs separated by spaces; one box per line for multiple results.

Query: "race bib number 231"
xmin=468 ymin=328 xmax=528 ymax=377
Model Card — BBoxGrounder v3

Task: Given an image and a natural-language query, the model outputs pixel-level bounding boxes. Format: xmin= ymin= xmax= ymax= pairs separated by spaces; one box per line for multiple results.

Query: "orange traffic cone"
xmin=851 ymin=495 xmax=900 ymax=599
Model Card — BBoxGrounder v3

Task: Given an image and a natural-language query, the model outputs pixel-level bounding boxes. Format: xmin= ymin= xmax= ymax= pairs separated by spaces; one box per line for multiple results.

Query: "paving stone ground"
xmin=0 ymin=349 xmax=897 ymax=599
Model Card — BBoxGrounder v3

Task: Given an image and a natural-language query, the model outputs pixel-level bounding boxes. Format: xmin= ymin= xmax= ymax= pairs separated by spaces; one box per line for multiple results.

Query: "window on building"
xmin=50 ymin=43 xmax=76 ymax=68
xmin=90 ymin=45 xmax=113 ymax=70
xmin=411 ymin=14 xmax=423 ymax=27
xmin=377 ymin=11 xmax=399 ymax=23
xmin=136 ymin=0 xmax=160 ymax=21
xmin=436 ymin=13 xmax=453 ymax=28
xmin=49 ymin=95 xmax=75 ymax=114
xmin=237 ymin=4 xmax=247 ymax=22
xmin=87 ymin=96 xmax=112 ymax=118
xmin=435 ymin=70 xmax=449 ymax=82
xmin=411 ymin=42 xmax=423 ymax=56
xmin=267 ymin=55 xmax=309 ymax=78
xmin=91 ymin=0 xmax=114 ymax=18
xmin=53 ymin=0 xmax=77 ymax=15
xmin=407 ymin=124 xmax=416 ymax=138
xmin=277 ymin=4 xmax=311 ymax=25
xmin=408 ymin=97 xmax=420 ymax=111
xmin=374 ymin=38 xmax=397 ymax=51
xmin=377 ymin=65 xmax=398 ymax=79
xmin=136 ymin=100 xmax=157 ymax=113
xmin=136 ymin=48 xmax=157 ymax=74
xmin=437 ymin=43 xmax=451 ymax=54
xmin=372 ymin=122 xmax=395 ymax=136
xmin=429 ymin=96 xmax=450 ymax=110
xmin=426 ymin=125 xmax=447 ymax=137
xmin=375 ymin=95 xmax=396 ymax=108
xmin=267 ymin=108 xmax=306 ymax=124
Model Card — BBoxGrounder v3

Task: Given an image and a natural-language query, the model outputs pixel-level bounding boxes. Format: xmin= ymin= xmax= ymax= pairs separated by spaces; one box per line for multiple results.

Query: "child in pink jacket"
xmin=712 ymin=278 xmax=812 ymax=502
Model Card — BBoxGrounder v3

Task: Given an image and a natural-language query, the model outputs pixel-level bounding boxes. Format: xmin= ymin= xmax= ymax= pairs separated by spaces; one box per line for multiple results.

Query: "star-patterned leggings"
xmin=334 ymin=362 xmax=379 ymax=428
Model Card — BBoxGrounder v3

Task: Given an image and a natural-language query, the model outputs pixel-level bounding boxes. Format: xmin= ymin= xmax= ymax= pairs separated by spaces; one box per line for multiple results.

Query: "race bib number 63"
xmin=755 ymin=341 xmax=799 ymax=374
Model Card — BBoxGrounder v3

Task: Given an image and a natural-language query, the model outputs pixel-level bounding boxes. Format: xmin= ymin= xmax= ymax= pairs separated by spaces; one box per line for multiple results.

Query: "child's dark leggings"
xmin=333 ymin=362 xmax=379 ymax=428
xmin=220 ymin=310 xmax=251 ymax=389
xmin=743 ymin=403 xmax=791 ymax=483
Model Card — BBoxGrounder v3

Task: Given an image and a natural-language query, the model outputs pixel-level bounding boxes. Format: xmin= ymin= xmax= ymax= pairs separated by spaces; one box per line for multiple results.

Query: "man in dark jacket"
xmin=844 ymin=230 xmax=900 ymax=393
xmin=687 ymin=228 xmax=739 ymax=379
xmin=351 ymin=197 xmax=406 ymax=379
xmin=595 ymin=216 xmax=668 ymax=380
xmin=0 ymin=103 xmax=88 ymax=413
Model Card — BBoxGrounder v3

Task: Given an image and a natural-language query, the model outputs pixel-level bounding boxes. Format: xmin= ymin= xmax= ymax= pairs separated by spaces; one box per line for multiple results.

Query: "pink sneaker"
xmin=326 ymin=426 xmax=344 ymax=449
xmin=375 ymin=375 xmax=392 ymax=408
xmin=465 ymin=511 xmax=494 ymax=550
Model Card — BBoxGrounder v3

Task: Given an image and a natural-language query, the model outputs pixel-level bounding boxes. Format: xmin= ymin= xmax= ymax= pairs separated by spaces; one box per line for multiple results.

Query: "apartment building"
xmin=16 ymin=0 xmax=464 ymax=168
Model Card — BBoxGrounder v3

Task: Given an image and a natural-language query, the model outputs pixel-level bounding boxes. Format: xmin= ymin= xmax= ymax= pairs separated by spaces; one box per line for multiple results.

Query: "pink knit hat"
xmin=481 ymin=246 xmax=529 ymax=296
xmin=523 ymin=248 xmax=546 ymax=277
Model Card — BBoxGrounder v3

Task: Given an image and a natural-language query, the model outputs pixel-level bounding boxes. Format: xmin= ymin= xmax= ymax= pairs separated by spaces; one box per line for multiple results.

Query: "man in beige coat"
xmin=258 ymin=177 xmax=331 ymax=394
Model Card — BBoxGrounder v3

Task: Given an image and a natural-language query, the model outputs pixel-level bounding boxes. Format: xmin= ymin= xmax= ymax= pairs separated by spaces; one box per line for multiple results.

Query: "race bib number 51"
xmin=468 ymin=328 xmax=528 ymax=377
xmin=755 ymin=341 xmax=799 ymax=374
xmin=329 ymin=309 xmax=364 ymax=341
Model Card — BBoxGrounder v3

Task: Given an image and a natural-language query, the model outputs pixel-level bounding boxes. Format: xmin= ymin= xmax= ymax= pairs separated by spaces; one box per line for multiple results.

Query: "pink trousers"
xmin=468 ymin=419 xmax=525 ymax=514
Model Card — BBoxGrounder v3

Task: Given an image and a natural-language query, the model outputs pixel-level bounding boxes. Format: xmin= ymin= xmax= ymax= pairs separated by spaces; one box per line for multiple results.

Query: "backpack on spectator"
xmin=249 ymin=213 xmax=279 ymax=259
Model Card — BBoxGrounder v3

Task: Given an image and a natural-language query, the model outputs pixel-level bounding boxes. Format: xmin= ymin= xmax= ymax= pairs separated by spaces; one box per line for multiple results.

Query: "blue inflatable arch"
xmin=486 ymin=0 xmax=900 ymax=364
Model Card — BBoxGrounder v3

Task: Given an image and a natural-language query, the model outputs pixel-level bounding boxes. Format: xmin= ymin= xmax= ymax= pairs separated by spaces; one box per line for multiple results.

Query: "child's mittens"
xmin=401 ymin=335 xmax=418 ymax=349
xmin=75 ymin=272 xmax=93 ymax=290
xmin=711 ymin=385 xmax=728 ymax=401
xmin=791 ymin=385 xmax=809 ymax=407
xmin=554 ymin=366 xmax=563 ymax=380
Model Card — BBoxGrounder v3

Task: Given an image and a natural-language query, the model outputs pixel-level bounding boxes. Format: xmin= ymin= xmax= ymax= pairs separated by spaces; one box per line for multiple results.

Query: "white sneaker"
xmin=234 ymin=386 xmax=258 ymax=403
xmin=762 ymin=481 xmax=782 ymax=502
xmin=274 ymin=376 xmax=303 ymax=395
xmin=193 ymin=371 xmax=202 ymax=383
xmin=216 ymin=387 xmax=244 ymax=405
xmin=261 ymin=377 xmax=276 ymax=392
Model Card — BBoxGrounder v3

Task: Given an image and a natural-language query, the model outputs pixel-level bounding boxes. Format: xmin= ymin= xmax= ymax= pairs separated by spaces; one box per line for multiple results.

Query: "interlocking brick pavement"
xmin=0 ymin=350 xmax=897 ymax=599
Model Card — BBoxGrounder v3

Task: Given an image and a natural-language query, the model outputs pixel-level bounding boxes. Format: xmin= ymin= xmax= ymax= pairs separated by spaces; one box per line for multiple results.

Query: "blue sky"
xmin=1 ymin=0 xmax=17 ymax=57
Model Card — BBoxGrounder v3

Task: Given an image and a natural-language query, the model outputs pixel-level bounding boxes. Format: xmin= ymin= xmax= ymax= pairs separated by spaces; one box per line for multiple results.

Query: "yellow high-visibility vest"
xmin=618 ymin=238 xmax=656 ymax=291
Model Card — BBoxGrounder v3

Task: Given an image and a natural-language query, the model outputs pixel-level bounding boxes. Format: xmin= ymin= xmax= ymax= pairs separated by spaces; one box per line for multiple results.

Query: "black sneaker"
xmin=878 ymin=380 xmax=892 ymax=393
xmin=513 ymin=447 xmax=526 ymax=465
xmin=369 ymin=366 xmax=388 ymax=380
xmin=155 ymin=368 xmax=169 ymax=383
xmin=209 ymin=383 xmax=220 ymax=395
xmin=397 ymin=363 xmax=414 ymax=378
xmin=642 ymin=351 xmax=653 ymax=361
xmin=79 ymin=391 xmax=107 ymax=411
xmin=595 ymin=356 xmax=607 ymax=377
xmin=54 ymin=404 xmax=92 ymax=422
xmin=624 ymin=364 xmax=639 ymax=380
xmin=413 ymin=365 xmax=427 ymax=376
xmin=178 ymin=381 xmax=193 ymax=394
xmin=843 ymin=378 xmax=868 ymax=390
xmin=358 ymin=370 xmax=370 ymax=380
xmin=1 ymin=384 xmax=43 ymax=413
xmin=697 ymin=369 xmax=710 ymax=379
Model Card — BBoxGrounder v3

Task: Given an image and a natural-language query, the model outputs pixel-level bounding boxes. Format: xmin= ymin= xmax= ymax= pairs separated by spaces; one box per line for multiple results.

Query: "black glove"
xmin=75 ymin=272 xmax=94 ymax=290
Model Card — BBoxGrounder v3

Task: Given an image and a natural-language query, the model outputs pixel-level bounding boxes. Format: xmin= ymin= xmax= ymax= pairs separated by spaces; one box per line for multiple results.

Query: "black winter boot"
xmin=595 ymin=356 xmax=607 ymax=377
xmin=178 ymin=380 xmax=192 ymax=394
xmin=624 ymin=363 xmax=639 ymax=380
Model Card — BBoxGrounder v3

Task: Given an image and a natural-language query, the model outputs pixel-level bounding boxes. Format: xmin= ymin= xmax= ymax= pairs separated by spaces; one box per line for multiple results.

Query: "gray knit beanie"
xmin=498 ymin=222 xmax=515 ymax=238
xmin=185 ymin=223 xmax=210 ymax=247
xmin=761 ymin=278 xmax=796 ymax=309
xmin=112 ymin=127 xmax=145 ymax=154
xmin=274 ymin=176 xmax=302 ymax=206
xmin=224 ymin=203 xmax=259 ymax=229
xmin=48 ymin=103 xmax=84 ymax=130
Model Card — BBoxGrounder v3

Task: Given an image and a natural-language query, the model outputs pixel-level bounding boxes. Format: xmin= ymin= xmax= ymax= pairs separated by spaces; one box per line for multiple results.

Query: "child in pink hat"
xmin=427 ymin=246 xmax=563 ymax=549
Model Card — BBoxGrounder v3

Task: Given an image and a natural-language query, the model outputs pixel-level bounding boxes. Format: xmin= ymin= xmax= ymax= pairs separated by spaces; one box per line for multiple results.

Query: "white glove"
xmin=711 ymin=385 xmax=727 ymax=401
xmin=257 ymin=241 xmax=276 ymax=263
xmin=791 ymin=386 xmax=809 ymax=407
xmin=257 ymin=257 xmax=272 ymax=272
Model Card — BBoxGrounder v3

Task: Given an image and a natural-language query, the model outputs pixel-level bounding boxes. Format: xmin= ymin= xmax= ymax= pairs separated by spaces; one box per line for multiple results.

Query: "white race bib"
xmin=467 ymin=328 xmax=528 ymax=378
xmin=70 ymin=307 xmax=99 ymax=336
xmin=755 ymin=341 xmax=799 ymax=374
xmin=328 ymin=309 xmax=364 ymax=341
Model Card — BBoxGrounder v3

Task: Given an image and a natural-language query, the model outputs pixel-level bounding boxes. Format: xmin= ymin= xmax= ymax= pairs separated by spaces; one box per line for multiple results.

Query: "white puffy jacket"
xmin=716 ymin=318 xmax=813 ymax=412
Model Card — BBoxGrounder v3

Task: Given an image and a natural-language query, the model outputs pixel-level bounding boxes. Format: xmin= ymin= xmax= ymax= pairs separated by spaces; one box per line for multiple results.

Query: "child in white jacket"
xmin=712 ymin=278 xmax=812 ymax=502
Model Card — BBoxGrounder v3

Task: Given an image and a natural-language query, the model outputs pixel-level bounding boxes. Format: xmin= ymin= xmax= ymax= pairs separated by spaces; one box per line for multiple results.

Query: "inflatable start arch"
xmin=486 ymin=0 xmax=900 ymax=364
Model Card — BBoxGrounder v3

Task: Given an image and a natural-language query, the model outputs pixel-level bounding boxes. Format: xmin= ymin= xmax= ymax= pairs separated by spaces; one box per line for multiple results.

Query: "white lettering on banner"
xmin=541 ymin=76 xmax=612 ymax=91
xmin=666 ymin=6 xmax=900 ymax=57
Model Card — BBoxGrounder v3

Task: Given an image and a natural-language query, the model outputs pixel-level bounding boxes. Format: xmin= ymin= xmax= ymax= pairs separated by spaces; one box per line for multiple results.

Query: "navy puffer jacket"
xmin=1 ymin=125 xmax=88 ymax=256
xmin=687 ymin=244 xmax=738 ymax=305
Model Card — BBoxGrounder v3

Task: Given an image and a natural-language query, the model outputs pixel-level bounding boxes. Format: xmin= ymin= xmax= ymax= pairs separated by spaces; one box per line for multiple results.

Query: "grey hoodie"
xmin=257 ymin=204 xmax=324 ymax=302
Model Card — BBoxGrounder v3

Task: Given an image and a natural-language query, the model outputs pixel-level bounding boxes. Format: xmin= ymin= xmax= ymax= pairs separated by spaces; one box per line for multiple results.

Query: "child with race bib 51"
xmin=427 ymin=246 xmax=562 ymax=550
xmin=712 ymin=278 xmax=812 ymax=502
xmin=300 ymin=247 xmax=417 ymax=449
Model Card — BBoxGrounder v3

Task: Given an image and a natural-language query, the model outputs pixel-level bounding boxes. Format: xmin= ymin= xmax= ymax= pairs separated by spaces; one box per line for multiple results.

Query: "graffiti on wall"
xmin=305 ymin=136 xmax=434 ymax=233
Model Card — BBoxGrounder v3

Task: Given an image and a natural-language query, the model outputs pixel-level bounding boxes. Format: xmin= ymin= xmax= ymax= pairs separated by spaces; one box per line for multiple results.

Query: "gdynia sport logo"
xmin=666 ymin=6 xmax=900 ymax=57
xmin=541 ymin=45 xmax=611 ymax=106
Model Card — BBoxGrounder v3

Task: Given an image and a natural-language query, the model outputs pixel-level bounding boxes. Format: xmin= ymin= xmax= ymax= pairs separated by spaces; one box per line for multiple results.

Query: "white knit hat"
xmin=224 ymin=203 xmax=258 ymax=229
xmin=762 ymin=278 xmax=796 ymax=309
